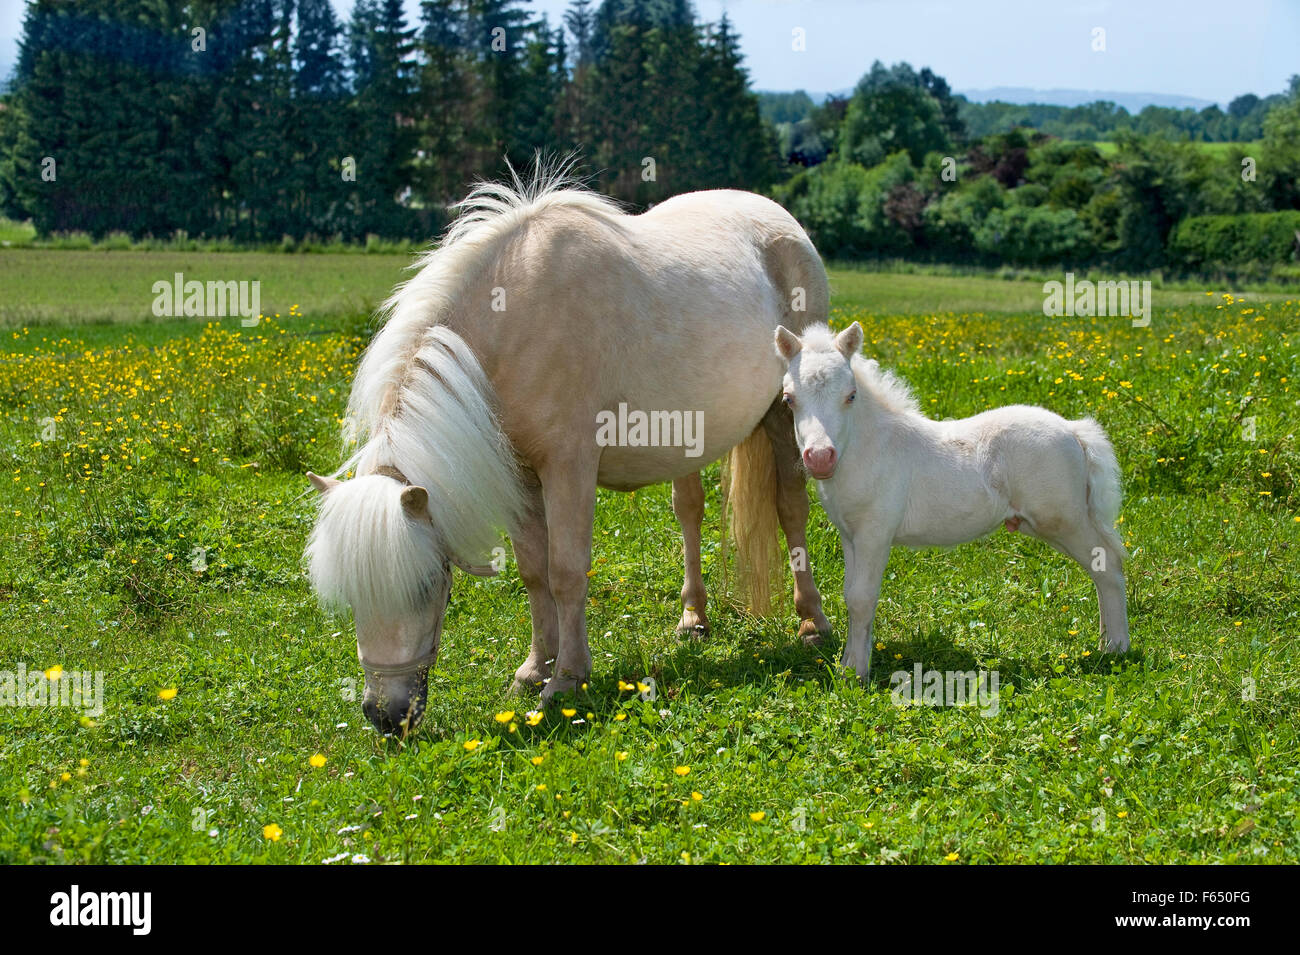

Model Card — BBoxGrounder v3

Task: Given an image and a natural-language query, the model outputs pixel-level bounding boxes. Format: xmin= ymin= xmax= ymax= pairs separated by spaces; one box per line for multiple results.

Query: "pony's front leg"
xmin=510 ymin=475 xmax=559 ymax=694
xmin=842 ymin=534 xmax=891 ymax=682
xmin=672 ymin=473 xmax=710 ymax=638
xmin=537 ymin=453 xmax=599 ymax=703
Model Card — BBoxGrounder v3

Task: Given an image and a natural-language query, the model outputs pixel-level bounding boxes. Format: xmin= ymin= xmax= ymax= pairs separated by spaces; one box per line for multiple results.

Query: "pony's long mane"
xmin=347 ymin=161 xmax=621 ymax=438
xmin=309 ymin=162 xmax=619 ymax=616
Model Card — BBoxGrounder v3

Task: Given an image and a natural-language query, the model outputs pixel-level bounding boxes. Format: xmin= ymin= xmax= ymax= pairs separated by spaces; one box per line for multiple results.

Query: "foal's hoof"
xmin=798 ymin=618 xmax=830 ymax=646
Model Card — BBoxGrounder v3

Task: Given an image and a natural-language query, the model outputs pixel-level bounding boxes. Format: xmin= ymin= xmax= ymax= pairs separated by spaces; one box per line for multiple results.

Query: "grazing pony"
xmin=304 ymin=167 xmax=832 ymax=734
xmin=774 ymin=322 xmax=1129 ymax=680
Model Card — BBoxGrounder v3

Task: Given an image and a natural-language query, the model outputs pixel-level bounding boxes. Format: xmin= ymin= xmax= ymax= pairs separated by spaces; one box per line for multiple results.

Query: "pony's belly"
xmin=590 ymin=355 xmax=783 ymax=489
xmin=595 ymin=422 xmax=757 ymax=489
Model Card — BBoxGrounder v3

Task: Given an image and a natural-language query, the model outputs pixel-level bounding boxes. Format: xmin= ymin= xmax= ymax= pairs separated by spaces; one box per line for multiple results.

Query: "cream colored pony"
xmin=305 ymin=169 xmax=831 ymax=734
xmin=775 ymin=322 xmax=1129 ymax=682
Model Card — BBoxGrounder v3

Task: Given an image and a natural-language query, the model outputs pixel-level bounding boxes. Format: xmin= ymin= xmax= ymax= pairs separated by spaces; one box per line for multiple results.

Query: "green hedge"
xmin=1168 ymin=211 xmax=1300 ymax=268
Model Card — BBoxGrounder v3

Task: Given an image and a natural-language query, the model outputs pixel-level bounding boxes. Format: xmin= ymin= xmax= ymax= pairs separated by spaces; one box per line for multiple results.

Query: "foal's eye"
xmin=846 ymin=391 xmax=857 ymax=404
xmin=782 ymin=393 xmax=794 ymax=408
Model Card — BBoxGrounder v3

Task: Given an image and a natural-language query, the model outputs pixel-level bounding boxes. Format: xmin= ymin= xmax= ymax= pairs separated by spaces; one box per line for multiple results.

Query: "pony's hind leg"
xmin=672 ymin=473 xmax=710 ymax=638
xmin=510 ymin=475 xmax=560 ymax=694
xmin=761 ymin=398 xmax=832 ymax=644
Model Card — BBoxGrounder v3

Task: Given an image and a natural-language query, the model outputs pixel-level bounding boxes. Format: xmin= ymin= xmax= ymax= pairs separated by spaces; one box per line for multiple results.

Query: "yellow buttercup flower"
xmin=308 ymin=753 xmax=326 ymax=768
xmin=494 ymin=710 xmax=514 ymax=724
xmin=463 ymin=739 xmax=481 ymax=752
xmin=158 ymin=687 xmax=178 ymax=701
xmin=749 ymin=811 xmax=766 ymax=822
xmin=262 ymin=823 xmax=283 ymax=842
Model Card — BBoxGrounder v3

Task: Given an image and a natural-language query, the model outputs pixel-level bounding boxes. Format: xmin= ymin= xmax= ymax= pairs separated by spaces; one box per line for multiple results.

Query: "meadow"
xmin=1 ymin=249 xmax=1297 ymax=863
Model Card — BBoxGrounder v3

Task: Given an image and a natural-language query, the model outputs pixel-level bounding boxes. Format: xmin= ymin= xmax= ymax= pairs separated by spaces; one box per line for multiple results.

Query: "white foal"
xmin=775 ymin=322 xmax=1130 ymax=681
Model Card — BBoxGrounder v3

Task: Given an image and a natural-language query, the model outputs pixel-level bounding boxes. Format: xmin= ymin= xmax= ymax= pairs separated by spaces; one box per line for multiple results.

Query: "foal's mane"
xmin=801 ymin=324 xmax=921 ymax=417
xmin=852 ymin=355 xmax=922 ymax=417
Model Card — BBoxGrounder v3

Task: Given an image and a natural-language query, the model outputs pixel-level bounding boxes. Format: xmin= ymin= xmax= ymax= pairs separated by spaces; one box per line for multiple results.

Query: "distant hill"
xmin=958 ymin=87 xmax=1219 ymax=112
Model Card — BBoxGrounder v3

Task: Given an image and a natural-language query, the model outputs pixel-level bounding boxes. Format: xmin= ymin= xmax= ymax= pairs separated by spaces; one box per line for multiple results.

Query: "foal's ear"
xmin=451 ymin=555 xmax=499 ymax=578
xmin=835 ymin=322 xmax=864 ymax=359
xmin=399 ymin=485 xmax=430 ymax=519
xmin=306 ymin=471 xmax=341 ymax=494
xmin=774 ymin=325 xmax=802 ymax=362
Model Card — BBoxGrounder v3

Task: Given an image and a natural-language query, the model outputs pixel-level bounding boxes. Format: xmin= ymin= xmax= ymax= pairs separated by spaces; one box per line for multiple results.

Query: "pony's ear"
xmin=451 ymin=555 xmax=499 ymax=578
xmin=306 ymin=471 xmax=340 ymax=494
xmin=774 ymin=325 xmax=802 ymax=363
xmin=835 ymin=322 xmax=864 ymax=359
xmin=399 ymin=485 xmax=430 ymax=519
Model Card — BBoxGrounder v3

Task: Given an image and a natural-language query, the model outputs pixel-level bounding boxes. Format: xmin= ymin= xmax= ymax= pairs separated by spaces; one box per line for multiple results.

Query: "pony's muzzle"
xmin=362 ymin=677 xmax=429 ymax=736
xmin=360 ymin=652 xmax=435 ymax=736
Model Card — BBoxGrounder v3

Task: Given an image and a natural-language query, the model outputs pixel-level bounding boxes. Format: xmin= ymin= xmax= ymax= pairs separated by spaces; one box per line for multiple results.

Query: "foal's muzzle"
xmin=803 ymin=445 xmax=838 ymax=480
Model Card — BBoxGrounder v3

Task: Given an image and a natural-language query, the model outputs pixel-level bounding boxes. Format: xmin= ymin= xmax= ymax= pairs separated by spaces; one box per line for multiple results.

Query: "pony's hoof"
xmin=511 ymin=660 xmax=551 ymax=696
xmin=509 ymin=677 xmax=545 ymax=696
xmin=1101 ymin=636 xmax=1130 ymax=654
xmin=676 ymin=609 xmax=710 ymax=640
xmin=539 ymin=672 xmax=588 ymax=704
xmin=798 ymin=618 xmax=829 ymax=646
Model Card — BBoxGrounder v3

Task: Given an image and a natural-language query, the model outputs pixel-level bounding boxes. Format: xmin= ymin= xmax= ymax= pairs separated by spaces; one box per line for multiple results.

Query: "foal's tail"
xmin=1071 ymin=417 xmax=1127 ymax=563
xmin=721 ymin=426 xmax=784 ymax=615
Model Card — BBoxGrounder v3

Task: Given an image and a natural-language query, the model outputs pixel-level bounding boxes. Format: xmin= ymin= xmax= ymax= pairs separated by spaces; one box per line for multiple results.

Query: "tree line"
xmin=0 ymin=0 xmax=775 ymax=241
xmin=957 ymin=95 xmax=1288 ymax=143
xmin=768 ymin=63 xmax=1300 ymax=273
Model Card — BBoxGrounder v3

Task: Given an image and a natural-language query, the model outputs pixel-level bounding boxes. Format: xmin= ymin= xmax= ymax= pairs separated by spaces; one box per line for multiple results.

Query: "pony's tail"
xmin=722 ymin=425 xmax=784 ymax=616
xmin=1071 ymin=417 xmax=1126 ymax=563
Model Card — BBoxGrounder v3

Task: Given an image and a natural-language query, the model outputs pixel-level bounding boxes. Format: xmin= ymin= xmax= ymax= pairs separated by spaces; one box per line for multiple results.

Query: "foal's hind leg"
xmin=510 ymin=475 xmax=560 ymax=694
xmin=672 ymin=473 xmax=710 ymax=638
xmin=1034 ymin=518 xmax=1130 ymax=654
xmin=761 ymin=398 xmax=832 ymax=644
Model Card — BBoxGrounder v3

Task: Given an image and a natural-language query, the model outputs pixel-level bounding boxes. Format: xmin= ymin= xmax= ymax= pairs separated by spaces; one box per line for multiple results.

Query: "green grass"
xmin=5 ymin=247 xmax=1294 ymax=329
xmin=1066 ymin=140 xmax=1262 ymax=160
xmin=0 ymin=217 xmax=37 ymax=246
xmin=0 ymin=248 xmax=412 ymax=325
xmin=1 ymin=250 xmax=1297 ymax=863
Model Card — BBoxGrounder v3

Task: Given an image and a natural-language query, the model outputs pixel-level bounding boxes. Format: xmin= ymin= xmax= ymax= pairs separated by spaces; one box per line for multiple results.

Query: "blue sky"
xmin=2 ymin=0 xmax=1296 ymax=104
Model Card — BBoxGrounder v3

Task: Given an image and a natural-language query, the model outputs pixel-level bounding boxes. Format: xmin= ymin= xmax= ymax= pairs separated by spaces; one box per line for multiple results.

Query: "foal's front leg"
xmin=537 ymin=453 xmax=599 ymax=703
xmin=672 ymin=472 xmax=710 ymax=638
xmin=842 ymin=534 xmax=892 ymax=681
